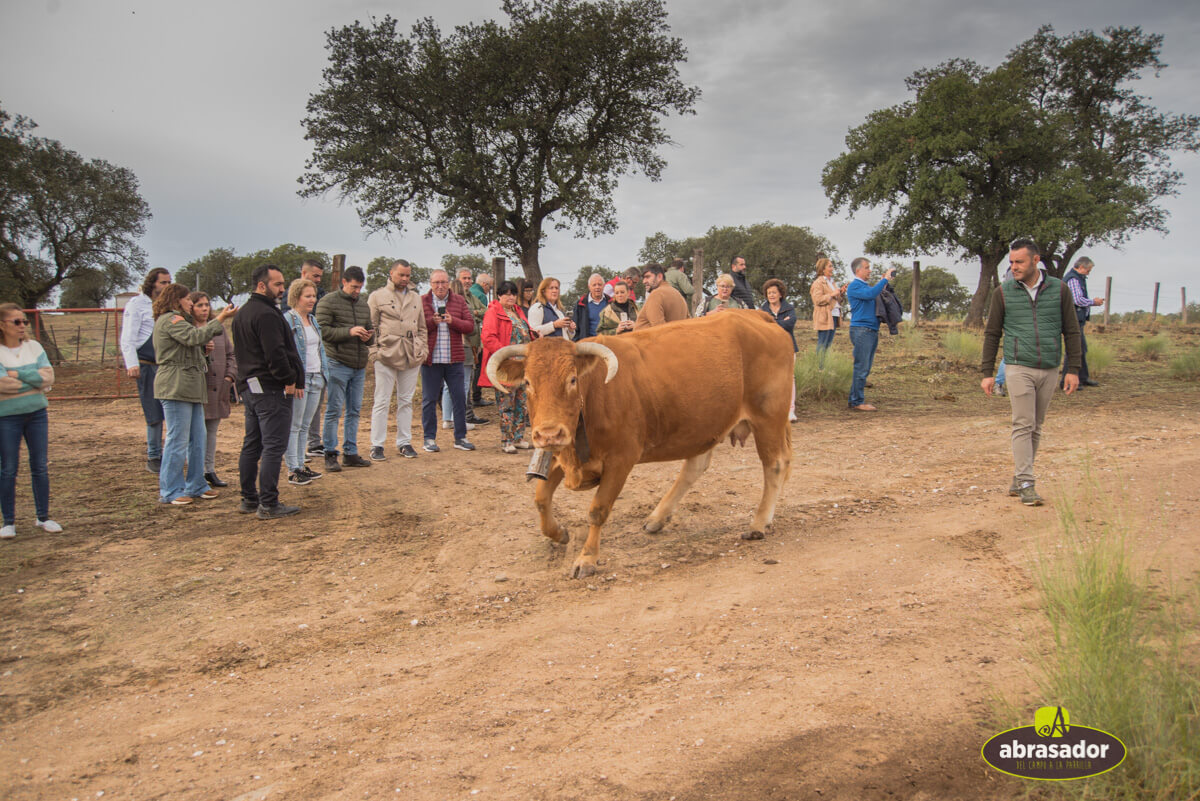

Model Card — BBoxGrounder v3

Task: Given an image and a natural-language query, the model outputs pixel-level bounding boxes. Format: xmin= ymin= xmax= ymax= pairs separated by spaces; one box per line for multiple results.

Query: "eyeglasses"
xmin=5 ymin=319 xmax=28 ymax=326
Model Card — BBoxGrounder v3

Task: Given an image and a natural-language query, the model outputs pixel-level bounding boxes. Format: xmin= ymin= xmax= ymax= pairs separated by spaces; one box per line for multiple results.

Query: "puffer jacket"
xmin=315 ymin=289 xmax=375 ymax=369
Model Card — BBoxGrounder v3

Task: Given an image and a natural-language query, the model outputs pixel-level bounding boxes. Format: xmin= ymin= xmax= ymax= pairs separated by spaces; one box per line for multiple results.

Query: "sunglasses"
xmin=5 ymin=319 xmax=28 ymax=326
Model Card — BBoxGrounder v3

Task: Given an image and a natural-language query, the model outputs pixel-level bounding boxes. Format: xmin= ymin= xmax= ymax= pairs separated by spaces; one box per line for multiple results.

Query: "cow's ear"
xmin=495 ymin=356 xmax=526 ymax=387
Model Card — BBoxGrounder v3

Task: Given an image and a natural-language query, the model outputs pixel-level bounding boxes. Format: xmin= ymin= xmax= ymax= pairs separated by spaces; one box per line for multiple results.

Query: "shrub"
xmin=940 ymin=329 xmax=982 ymax=366
xmin=794 ymin=348 xmax=852 ymax=401
xmin=1168 ymin=348 xmax=1200 ymax=381
xmin=1086 ymin=341 xmax=1115 ymax=377
xmin=1028 ymin=484 xmax=1200 ymax=800
xmin=899 ymin=323 xmax=925 ymax=354
xmin=1134 ymin=335 xmax=1170 ymax=360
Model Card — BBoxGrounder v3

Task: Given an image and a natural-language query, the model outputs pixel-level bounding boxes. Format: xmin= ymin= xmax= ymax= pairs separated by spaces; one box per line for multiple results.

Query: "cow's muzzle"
xmin=531 ymin=423 xmax=572 ymax=450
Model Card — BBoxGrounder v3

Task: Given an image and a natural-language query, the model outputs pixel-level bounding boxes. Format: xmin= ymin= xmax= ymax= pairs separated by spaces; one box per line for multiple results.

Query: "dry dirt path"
xmin=1 ymin=386 xmax=1198 ymax=800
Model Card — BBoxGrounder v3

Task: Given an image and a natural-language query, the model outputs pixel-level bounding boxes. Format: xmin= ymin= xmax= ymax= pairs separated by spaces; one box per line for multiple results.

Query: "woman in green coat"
xmin=152 ymin=284 xmax=236 ymax=505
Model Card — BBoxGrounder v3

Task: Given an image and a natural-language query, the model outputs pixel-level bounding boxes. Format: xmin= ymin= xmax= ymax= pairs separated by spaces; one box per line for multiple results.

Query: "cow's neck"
xmin=556 ymin=411 xmax=600 ymax=490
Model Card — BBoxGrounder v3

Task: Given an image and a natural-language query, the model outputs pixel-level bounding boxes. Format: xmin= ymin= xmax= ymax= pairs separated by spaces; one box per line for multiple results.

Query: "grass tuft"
xmin=940 ymin=329 xmax=982 ymax=366
xmin=1024 ymin=478 xmax=1200 ymax=800
xmin=1086 ymin=341 xmax=1115 ymax=377
xmin=1168 ymin=348 xmax=1200 ymax=381
xmin=1134 ymin=335 xmax=1171 ymax=361
xmin=794 ymin=348 xmax=852 ymax=401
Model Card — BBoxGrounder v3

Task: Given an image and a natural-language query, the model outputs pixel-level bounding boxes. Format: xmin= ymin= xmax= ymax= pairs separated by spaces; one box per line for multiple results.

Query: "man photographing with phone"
xmin=420 ymin=269 xmax=476 ymax=453
xmin=315 ymin=265 xmax=375 ymax=471
xmin=846 ymin=258 xmax=896 ymax=412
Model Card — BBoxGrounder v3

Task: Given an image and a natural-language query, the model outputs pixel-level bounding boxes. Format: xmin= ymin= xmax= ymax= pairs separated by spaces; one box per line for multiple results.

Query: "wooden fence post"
xmin=691 ymin=248 xmax=704 ymax=314
xmin=1182 ymin=287 xmax=1188 ymax=324
xmin=491 ymin=257 xmax=505 ymax=296
xmin=1151 ymin=281 xmax=1160 ymax=324
xmin=331 ymin=254 xmax=345 ymax=289
xmin=910 ymin=260 xmax=921 ymax=327
xmin=1103 ymin=276 xmax=1112 ymax=327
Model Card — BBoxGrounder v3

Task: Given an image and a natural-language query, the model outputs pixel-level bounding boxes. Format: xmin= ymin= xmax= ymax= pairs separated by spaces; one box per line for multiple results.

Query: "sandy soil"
xmin=1 ymin=365 xmax=1198 ymax=801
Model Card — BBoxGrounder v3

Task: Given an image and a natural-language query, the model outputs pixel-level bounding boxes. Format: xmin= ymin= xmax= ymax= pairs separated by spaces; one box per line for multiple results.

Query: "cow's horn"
xmin=575 ymin=342 xmax=619 ymax=383
xmin=486 ymin=344 xmax=528 ymax=394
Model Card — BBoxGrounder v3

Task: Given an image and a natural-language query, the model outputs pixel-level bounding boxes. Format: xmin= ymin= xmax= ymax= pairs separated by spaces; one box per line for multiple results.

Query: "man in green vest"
xmin=980 ymin=238 xmax=1082 ymax=507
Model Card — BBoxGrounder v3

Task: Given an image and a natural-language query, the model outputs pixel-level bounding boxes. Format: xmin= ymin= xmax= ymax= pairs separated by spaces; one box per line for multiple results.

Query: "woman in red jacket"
xmin=479 ymin=281 xmax=533 ymax=453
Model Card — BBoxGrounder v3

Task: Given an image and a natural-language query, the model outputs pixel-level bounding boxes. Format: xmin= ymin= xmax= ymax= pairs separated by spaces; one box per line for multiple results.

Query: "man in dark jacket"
xmin=572 ymin=273 xmax=609 ymax=340
xmin=420 ymin=269 xmax=476 ymax=452
xmin=980 ymin=238 xmax=1081 ymax=507
xmin=232 ymin=264 xmax=303 ymax=519
xmin=315 ymin=266 xmax=375 ymax=471
xmin=729 ymin=256 xmax=756 ymax=309
xmin=1061 ymin=257 xmax=1105 ymax=388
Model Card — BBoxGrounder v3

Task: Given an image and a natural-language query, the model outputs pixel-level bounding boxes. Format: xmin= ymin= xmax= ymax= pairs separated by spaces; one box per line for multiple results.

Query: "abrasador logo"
xmin=982 ymin=706 xmax=1126 ymax=781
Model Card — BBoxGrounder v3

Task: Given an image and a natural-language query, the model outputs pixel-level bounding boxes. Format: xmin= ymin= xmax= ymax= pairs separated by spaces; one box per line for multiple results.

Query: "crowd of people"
xmin=0 ymin=241 xmax=1091 ymax=537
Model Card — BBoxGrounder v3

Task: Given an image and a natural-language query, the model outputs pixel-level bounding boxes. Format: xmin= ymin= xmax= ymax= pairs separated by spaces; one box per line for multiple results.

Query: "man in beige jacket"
xmin=368 ymin=260 xmax=429 ymax=460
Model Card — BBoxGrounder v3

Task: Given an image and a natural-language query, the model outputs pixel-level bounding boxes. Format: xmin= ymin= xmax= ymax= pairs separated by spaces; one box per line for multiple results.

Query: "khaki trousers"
xmin=1006 ymin=364 xmax=1058 ymax=483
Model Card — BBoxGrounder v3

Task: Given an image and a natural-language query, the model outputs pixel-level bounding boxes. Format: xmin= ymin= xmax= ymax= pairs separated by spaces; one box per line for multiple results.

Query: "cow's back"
xmin=580 ymin=310 xmax=793 ymax=464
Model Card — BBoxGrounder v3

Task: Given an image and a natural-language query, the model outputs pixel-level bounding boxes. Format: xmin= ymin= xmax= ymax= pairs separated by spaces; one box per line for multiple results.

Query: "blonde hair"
xmin=815 ymin=257 xmax=833 ymax=277
xmin=715 ymin=273 xmax=735 ymax=288
xmin=288 ymin=278 xmax=316 ymax=310
xmin=534 ymin=277 xmax=562 ymax=309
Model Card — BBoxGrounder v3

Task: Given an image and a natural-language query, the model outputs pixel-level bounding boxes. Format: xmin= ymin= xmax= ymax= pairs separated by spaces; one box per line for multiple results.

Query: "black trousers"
xmin=1062 ymin=319 xmax=1090 ymax=384
xmin=240 ymin=389 xmax=292 ymax=508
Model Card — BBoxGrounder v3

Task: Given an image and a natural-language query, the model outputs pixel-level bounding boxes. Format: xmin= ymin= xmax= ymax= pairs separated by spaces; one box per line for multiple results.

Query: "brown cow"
xmin=487 ymin=309 xmax=793 ymax=578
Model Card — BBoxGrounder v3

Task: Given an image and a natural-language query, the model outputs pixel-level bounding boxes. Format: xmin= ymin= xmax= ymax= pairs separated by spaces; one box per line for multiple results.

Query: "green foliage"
xmin=940 ymin=329 xmax=982 ymax=366
xmin=365 ymin=257 xmax=432 ymax=294
xmin=639 ymin=222 xmax=839 ymax=314
xmin=1032 ymin=480 xmax=1200 ymax=800
xmin=235 ymin=244 xmax=331 ymax=291
xmin=175 ymin=247 xmax=241 ymax=304
xmin=1086 ymin=341 xmax=1115 ymax=377
xmin=57 ymin=263 xmax=128 ymax=308
xmin=300 ymin=0 xmax=700 ymax=283
xmin=822 ymin=26 xmax=1200 ymax=326
xmin=793 ymin=348 xmax=853 ymax=402
xmin=1 ymin=104 xmax=149 ymax=308
xmin=440 ymin=253 xmax=490 ymax=280
xmin=1134 ymin=335 xmax=1170 ymax=360
xmin=562 ymin=265 xmax=618 ymax=310
xmin=1168 ymin=348 xmax=1200 ymax=380
xmin=886 ymin=264 xmax=970 ymax=319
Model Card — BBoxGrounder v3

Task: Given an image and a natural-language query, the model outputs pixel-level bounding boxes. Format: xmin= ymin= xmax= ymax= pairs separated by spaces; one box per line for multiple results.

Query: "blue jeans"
xmin=421 ymin=363 xmax=466 ymax=442
xmin=441 ymin=360 xmax=474 ymax=424
xmin=287 ymin=373 xmax=324 ymax=471
xmin=995 ymin=358 xmax=1007 ymax=386
xmin=848 ymin=326 xmax=879 ymax=407
xmin=0 ymin=407 xmax=50 ymax=524
xmin=159 ymin=399 xmax=208 ymax=502
xmin=323 ymin=359 xmax=365 ymax=456
xmin=137 ymin=363 xmax=164 ymax=458
xmin=816 ymin=328 xmax=835 ymax=367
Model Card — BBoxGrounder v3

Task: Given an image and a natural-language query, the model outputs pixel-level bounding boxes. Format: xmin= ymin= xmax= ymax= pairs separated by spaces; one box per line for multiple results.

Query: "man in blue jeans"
xmin=846 ymin=258 xmax=896 ymax=411
xmin=315 ymin=266 xmax=375 ymax=471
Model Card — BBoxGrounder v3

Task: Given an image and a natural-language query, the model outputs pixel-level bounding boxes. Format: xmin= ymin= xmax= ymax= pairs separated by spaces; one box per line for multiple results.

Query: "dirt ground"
xmin=2 ymin=330 xmax=1199 ymax=801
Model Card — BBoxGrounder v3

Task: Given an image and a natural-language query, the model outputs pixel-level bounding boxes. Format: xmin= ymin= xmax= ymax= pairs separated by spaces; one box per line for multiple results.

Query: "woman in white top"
xmin=0 ymin=303 xmax=59 ymax=538
xmin=283 ymin=279 xmax=328 ymax=486
xmin=526 ymin=277 xmax=576 ymax=339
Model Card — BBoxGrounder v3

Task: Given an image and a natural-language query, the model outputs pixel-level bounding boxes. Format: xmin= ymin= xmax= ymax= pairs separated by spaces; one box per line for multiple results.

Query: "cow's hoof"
xmin=740 ymin=530 xmax=765 ymax=541
xmin=643 ymin=518 xmax=666 ymax=534
xmin=548 ymin=527 xmax=569 ymax=545
xmin=570 ymin=560 xmax=598 ymax=579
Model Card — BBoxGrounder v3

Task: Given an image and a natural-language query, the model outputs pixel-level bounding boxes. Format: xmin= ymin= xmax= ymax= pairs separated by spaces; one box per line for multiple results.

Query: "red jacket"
xmin=422 ymin=291 xmax=474 ymax=365
xmin=479 ymin=301 xmax=531 ymax=388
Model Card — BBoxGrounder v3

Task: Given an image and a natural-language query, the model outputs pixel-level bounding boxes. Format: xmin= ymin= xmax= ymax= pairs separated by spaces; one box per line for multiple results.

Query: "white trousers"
xmin=370 ymin=362 xmax=420 ymax=448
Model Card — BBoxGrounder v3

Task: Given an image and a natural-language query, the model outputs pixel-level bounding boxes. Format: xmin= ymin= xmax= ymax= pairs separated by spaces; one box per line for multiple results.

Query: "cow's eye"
xmin=568 ymin=376 xmax=577 ymax=386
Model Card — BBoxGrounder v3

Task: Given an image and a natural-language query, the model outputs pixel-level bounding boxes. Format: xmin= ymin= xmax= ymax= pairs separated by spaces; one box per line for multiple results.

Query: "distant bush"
xmin=794 ymin=348 xmax=852 ymax=401
xmin=1169 ymin=348 xmax=1200 ymax=381
xmin=1134 ymin=335 xmax=1170 ymax=360
xmin=1086 ymin=341 xmax=1115 ymax=377
xmin=899 ymin=323 xmax=925 ymax=354
xmin=940 ymin=330 xmax=982 ymax=366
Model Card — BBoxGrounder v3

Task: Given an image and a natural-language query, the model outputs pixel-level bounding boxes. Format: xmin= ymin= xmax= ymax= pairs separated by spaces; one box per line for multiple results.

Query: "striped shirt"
xmin=0 ymin=340 xmax=54 ymax=416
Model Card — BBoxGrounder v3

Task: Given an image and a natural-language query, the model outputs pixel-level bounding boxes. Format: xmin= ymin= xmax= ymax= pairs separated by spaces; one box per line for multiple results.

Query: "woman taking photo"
xmin=479 ymin=281 xmax=533 ymax=453
xmin=810 ymin=257 xmax=845 ymax=364
xmin=283 ymin=278 xmax=327 ymax=486
xmin=699 ymin=274 xmax=745 ymax=316
xmin=597 ymin=280 xmax=638 ymax=335
xmin=153 ymin=284 xmax=236 ymax=505
xmin=0 ymin=304 xmax=59 ymax=538
xmin=189 ymin=292 xmax=237 ymax=488
xmin=761 ymin=279 xmax=798 ymax=422
xmin=527 ymin=277 xmax=576 ymax=339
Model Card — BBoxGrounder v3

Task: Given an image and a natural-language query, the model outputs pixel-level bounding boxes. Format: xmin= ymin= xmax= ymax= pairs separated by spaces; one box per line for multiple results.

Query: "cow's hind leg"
xmin=644 ymin=449 xmax=714 ymax=534
xmin=535 ymin=462 xmax=569 ymax=545
xmin=571 ymin=464 xmax=634 ymax=579
xmin=744 ymin=424 xmax=791 ymax=540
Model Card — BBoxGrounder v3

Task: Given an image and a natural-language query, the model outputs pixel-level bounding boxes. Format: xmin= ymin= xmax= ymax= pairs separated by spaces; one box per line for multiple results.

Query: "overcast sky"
xmin=2 ymin=0 xmax=1197 ymax=312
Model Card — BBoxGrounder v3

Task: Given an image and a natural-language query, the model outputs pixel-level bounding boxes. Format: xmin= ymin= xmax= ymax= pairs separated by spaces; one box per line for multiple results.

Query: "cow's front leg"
xmin=571 ymin=465 xmax=632 ymax=579
xmin=644 ymin=449 xmax=714 ymax=533
xmin=534 ymin=462 xmax=568 ymax=545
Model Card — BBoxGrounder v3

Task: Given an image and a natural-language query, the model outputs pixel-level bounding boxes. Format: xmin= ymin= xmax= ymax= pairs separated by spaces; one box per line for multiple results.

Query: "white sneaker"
xmin=0 ymin=524 xmax=14 ymax=539
xmin=441 ymin=421 xmax=474 ymax=430
xmin=36 ymin=519 xmax=63 ymax=533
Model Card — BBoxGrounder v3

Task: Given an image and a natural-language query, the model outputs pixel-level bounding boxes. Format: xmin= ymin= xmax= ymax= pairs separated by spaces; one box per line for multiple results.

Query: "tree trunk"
xmin=964 ymin=252 xmax=1004 ymax=328
xmin=519 ymin=234 xmax=543 ymax=285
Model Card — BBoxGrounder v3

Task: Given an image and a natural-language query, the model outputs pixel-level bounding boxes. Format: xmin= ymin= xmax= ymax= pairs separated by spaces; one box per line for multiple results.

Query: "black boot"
xmin=204 ymin=471 xmax=228 ymax=488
